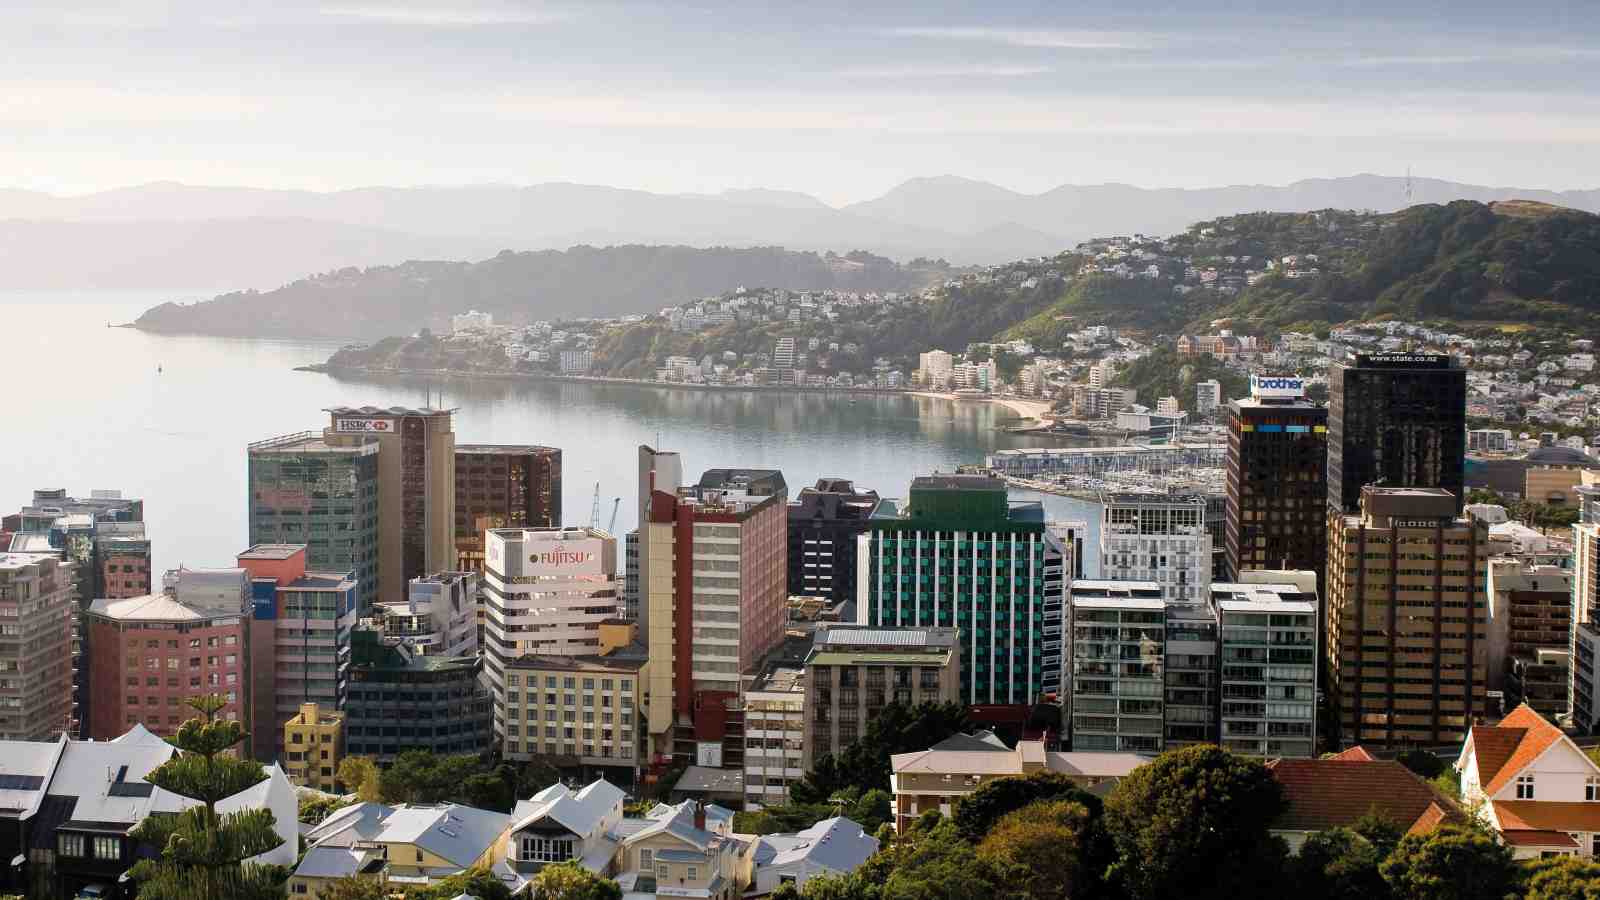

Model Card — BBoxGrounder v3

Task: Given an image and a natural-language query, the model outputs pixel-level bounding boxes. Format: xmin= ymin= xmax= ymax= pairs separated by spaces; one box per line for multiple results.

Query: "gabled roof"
xmin=757 ymin=817 xmax=878 ymax=874
xmin=376 ymin=804 xmax=510 ymax=868
xmin=621 ymin=800 xmax=717 ymax=851
xmin=1476 ymin=704 xmax=1567 ymax=796
xmin=509 ymin=778 xmax=623 ymax=839
xmin=1328 ymin=746 xmax=1378 ymax=762
xmin=928 ymin=731 xmax=1009 ymax=753
xmin=1266 ymin=758 xmax=1462 ymax=836
xmin=1493 ymin=800 xmax=1600 ymax=834
xmin=305 ymin=801 xmax=394 ymax=845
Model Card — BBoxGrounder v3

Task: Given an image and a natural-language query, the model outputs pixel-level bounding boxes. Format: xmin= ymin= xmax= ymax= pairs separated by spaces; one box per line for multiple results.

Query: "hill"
xmin=132 ymin=246 xmax=945 ymax=339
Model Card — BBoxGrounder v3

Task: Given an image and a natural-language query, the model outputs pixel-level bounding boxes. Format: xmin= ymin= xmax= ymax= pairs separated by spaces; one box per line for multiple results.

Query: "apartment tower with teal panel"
xmin=855 ymin=474 xmax=1067 ymax=707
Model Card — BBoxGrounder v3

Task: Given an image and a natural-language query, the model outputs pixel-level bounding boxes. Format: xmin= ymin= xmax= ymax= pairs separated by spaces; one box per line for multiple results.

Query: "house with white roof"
xmin=1457 ymin=703 xmax=1600 ymax=858
xmin=614 ymin=799 xmax=745 ymax=899
xmin=289 ymin=801 xmax=510 ymax=896
xmin=494 ymin=779 xmax=628 ymax=891
xmin=744 ymin=817 xmax=878 ymax=896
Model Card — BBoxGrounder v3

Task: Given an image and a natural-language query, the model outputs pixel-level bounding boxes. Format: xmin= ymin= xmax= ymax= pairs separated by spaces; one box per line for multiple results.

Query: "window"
xmin=640 ymin=849 xmax=653 ymax=869
xmin=1587 ymin=777 xmax=1599 ymax=802
xmin=59 ymin=833 xmax=85 ymax=857
xmin=416 ymin=849 xmax=424 ymax=863
xmin=687 ymin=866 xmax=698 ymax=880
xmin=1517 ymin=774 xmax=1536 ymax=800
xmin=519 ymin=835 xmax=573 ymax=862
xmin=94 ymin=836 xmax=120 ymax=861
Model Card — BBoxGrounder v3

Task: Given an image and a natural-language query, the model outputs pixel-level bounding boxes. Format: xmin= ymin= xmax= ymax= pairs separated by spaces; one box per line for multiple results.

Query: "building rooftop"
xmin=1527 ymin=446 xmax=1597 ymax=467
xmin=910 ymin=473 xmax=1005 ymax=492
xmin=324 ymin=406 xmax=456 ymax=417
xmin=505 ymin=644 xmax=649 ymax=673
xmin=247 ymin=432 xmax=377 ymax=454
xmin=808 ymin=651 xmax=953 ymax=667
xmin=1071 ymin=596 xmax=1167 ymax=611
xmin=455 ymin=443 xmax=560 ymax=455
xmin=1217 ymin=599 xmax=1316 ymax=615
xmin=814 ymin=626 xmax=959 ymax=649
xmin=0 ymin=551 xmax=59 ymax=572
xmin=237 ymin=544 xmax=306 ymax=561
xmin=749 ymin=665 xmax=805 ymax=695
xmin=1266 ymin=757 xmax=1461 ymax=836
xmin=89 ymin=592 xmax=238 ymax=623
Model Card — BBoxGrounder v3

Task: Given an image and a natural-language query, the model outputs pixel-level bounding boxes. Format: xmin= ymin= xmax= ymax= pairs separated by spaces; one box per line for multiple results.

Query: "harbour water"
xmin=1 ymin=291 xmax=1104 ymax=575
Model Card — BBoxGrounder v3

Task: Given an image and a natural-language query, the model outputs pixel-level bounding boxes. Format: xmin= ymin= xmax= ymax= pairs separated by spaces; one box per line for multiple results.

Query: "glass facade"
xmin=248 ymin=436 xmax=380 ymax=611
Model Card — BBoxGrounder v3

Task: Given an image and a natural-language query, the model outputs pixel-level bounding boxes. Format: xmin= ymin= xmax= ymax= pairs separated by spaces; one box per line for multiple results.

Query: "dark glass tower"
xmin=1226 ymin=383 xmax=1328 ymax=581
xmin=1327 ymin=353 xmax=1466 ymax=514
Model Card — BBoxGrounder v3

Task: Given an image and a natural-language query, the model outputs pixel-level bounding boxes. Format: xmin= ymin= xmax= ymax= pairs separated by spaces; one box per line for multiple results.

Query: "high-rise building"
xmin=497 ymin=620 xmax=646 ymax=774
xmin=787 ymin=478 xmax=884 ymax=605
xmin=343 ymin=629 xmax=493 ymax=764
xmin=642 ymin=467 xmax=788 ymax=764
xmin=917 ymin=349 xmax=954 ymax=389
xmin=376 ymin=571 xmax=480 ymax=658
xmin=1099 ymin=493 xmax=1210 ymax=603
xmin=1326 ymin=487 xmax=1488 ymax=748
xmin=1162 ymin=602 xmax=1218 ymax=750
xmin=1483 ymin=558 xmax=1571 ymax=719
xmin=247 ymin=432 xmax=381 ymax=610
xmin=1327 ymin=353 xmax=1467 ymax=514
xmin=773 ymin=337 xmax=796 ymax=370
xmin=1571 ymin=483 xmax=1600 ymax=733
xmin=1226 ymin=375 xmax=1328 ymax=582
xmin=95 ymin=523 xmax=152 ymax=599
xmin=0 ymin=553 xmax=75 ymax=740
xmin=1196 ymin=379 xmax=1222 ymax=415
xmin=85 ymin=567 xmax=253 ymax=744
xmin=804 ymin=626 xmax=961 ymax=768
xmin=323 ymin=406 xmax=457 ymax=604
xmin=453 ymin=444 xmax=562 ymax=572
xmin=237 ymin=544 xmax=359 ymax=756
xmin=858 ymin=474 xmax=1068 ymax=707
xmin=623 ymin=529 xmax=640 ymax=621
xmin=1211 ymin=581 xmax=1318 ymax=758
xmin=1067 ymin=583 xmax=1166 ymax=753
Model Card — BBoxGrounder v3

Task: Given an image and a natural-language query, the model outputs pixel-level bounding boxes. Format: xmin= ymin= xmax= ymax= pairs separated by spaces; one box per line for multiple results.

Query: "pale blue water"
xmin=0 ymin=291 xmax=1101 ymax=574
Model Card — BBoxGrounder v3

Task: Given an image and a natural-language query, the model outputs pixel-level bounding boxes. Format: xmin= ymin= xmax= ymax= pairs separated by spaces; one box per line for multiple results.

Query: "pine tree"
xmin=127 ymin=695 xmax=288 ymax=900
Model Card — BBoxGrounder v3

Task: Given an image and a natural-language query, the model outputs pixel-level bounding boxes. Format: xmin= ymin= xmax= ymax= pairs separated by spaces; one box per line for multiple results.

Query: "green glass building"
xmin=857 ymin=474 xmax=1069 ymax=706
xmin=247 ymin=432 xmax=381 ymax=611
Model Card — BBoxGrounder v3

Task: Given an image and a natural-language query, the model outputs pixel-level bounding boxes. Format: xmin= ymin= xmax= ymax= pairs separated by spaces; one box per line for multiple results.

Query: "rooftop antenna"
xmin=1404 ymin=167 xmax=1414 ymax=206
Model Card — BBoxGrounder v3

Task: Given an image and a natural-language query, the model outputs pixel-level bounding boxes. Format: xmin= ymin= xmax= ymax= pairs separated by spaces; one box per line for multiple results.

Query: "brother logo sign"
xmin=1250 ymin=375 xmax=1306 ymax=399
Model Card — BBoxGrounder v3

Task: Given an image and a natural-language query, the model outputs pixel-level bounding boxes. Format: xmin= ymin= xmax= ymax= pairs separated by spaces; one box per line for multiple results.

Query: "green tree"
xmin=878 ymin=818 xmax=1002 ymax=900
xmin=953 ymin=770 xmax=1103 ymax=843
xmin=337 ymin=755 xmax=380 ymax=801
xmin=377 ymin=750 xmax=481 ymax=804
xmin=126 ymin=695 xmax=289 ymax=900
xmin=790 ymin=702 xmax=970 ymax=803
xmin=320 ymin=875 xmax=388 ymax=900
xmin=1396 ymin=750 xmax=1446 ymax=780
xmin=1102 ymin=744 xmax=1287 ymax=900
xmin=1524 ymin=856 xmax=1600 ymax=900
xmin=528 ymin=859 xmax=624 ymax=900
xmin=407 ymin=865 xmax=515 ymax=900
xmin=1292 ymin=828 xmax=1391 ymax=900
xmin=1349 ymin=807 xmax=1405 ymax=859
xmin=298 ymin=792 xmax=350 ymax=824
xmin=975 ymin=799 xmax=1093 ymax=900
xmin=1379 ymin=824 xmax=1519 ymax=900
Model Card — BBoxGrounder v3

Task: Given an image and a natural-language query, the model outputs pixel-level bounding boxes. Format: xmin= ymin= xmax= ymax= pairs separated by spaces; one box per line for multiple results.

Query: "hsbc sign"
xmin=1250 ymin=375 xmax=1306 ymax=400
xmin=334 ymin=417 xmax=394 ymax=433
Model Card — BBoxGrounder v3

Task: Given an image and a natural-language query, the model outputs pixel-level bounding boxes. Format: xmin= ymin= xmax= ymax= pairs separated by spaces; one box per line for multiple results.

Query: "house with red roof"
xmin=1265 ymin=753 xmax=1462 ymax=851
xmin=1456 ymin=702 xmax=1600 ymax=858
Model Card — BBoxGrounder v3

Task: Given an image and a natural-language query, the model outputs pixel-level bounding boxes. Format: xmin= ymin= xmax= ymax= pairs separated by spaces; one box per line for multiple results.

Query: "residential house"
xmin=888 ymin=732 xmax=1147 ymax=832
xmin=495 ymin=779 xmax=627 ymax=891
xmin=615 ymin=800 xmax=747 ymax=899
xmin=1265 ymin=748 xmax=1462 ymax=851
xmin=289 ymin=801 xmax=511 ymax=896
xmin=1457 ymin=703 xmax=1600 ymax=858
xmin=745 ymin=817 xmax=879 ymax=896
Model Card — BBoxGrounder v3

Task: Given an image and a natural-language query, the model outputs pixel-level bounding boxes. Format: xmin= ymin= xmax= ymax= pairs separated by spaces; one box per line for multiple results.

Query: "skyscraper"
xmin=1327 ymin=353 xmax=1466 ymax=514
xmin=453 ymin=444 xmax=562 ymax=572
xmin=1226 ymin=375 xmax=1328 ymax=581
xmin=0 ymin=553 xmax=75 ymax=740
xmin=323 ymin=406 xmax=457 ymax=603
xmin=859 ymin=474 xmax=1068 ymax=707
xmin=1325 ymin=487 xmax=1487 ymax=748
xmin=787 ymin=478 xmax=884 ymax=604
xmin=1099 ymin=493 xmax=1210 ymax=603
xmin=642 ymin=467 xmax=788 ymax=765
xmin=248 ymin=432 xmax=381 ymax=611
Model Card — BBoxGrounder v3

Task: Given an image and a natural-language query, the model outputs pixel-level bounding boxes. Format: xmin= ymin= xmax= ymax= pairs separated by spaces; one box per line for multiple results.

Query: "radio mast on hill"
xmin=1404 ymin=167 xmax=1415 ymax=206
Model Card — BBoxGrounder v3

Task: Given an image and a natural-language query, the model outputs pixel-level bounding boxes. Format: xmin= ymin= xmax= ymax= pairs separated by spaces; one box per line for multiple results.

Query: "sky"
xmin=4 ymin=0 xmax=1599 ymax=205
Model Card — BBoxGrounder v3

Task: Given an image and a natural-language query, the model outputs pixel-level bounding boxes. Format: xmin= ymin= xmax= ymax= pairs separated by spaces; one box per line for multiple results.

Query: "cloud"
xmin=881 ymin=26 xmax=1154 ymax=50
xmin=317 ymin=4 xmax=568 ymax=26
xmin=836 ymin=63 xmax=1053 ymax=79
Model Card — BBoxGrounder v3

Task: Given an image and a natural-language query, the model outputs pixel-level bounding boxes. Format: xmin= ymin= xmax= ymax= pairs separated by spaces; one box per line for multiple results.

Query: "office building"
xmin=1486 ymin=560 xmax=1570 ymax=717
xmin=743 ymin=663 xmax=806 ymax=809
xmin=1572 ymin=488 xmax=1600 ymax=732
xmin=95 ymin=523 xmax=152 ymax=599
xmin=372 ymin=571 xmax=479 ymax=658
xmin=343 ymin=629 xmax=493 ymax=763
xmin=322 ymin=405 xmax=457 ymax=604
xmin=283 ymin=702 xmax=344 ymax=791
xmin=247 ymin=431 xmax=381 ymax=611
xmin=499 ymin=621 xmax=646 ymax=776
xmin=857 ymin=474 xmax=1068 ymax=708
xmin=0 ymin=553 xmax=75 ymax=741
xmin=453 ymin=444 xmax=562 ymax=572
xmin=1067 ymin=586 xmax=1166 ymax=753
xmin=623 ymin=530 xmax=640 ymax=621
xmin=1162 ymin=603 xmax=1218 ymax=749
xmin=1327 ymin=353 xmax=1467 ymax=514
xmin=1211 ymin=582 xmax=1318 ymax=758
xmin=787 ymin=478 xmax=885 ymax=604
xmin=1226 ymin=375 xmax=1328 ymax=581
xmin=1100 ymin=493 xmax=1211 ymax=603
xmin=237 ymin=544 xmax=359 ymax=755
xmin=84 ymin=567 xmax=252 ymax=743
xmin=1325 ymin=487 xmax=1488 ymax=748
xmin=804 ymin=626 xmax=961 ymax=767
xmin=642 ymin=466 xmax=788 ymax=764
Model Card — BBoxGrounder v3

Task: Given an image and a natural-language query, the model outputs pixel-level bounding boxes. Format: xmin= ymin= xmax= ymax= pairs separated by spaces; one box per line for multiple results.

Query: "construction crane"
xmin=589 ymin=482 xmax=601 ymax=528
xmin=607 ymin=497 xmax=621 ymax=533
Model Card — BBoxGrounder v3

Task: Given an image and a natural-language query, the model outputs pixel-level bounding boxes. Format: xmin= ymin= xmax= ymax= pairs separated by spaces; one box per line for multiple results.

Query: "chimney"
xmin=693 ymin=801 xmax=706 ymax=832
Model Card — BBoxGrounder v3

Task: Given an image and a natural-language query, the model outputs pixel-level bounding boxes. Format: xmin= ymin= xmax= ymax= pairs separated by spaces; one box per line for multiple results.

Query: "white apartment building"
xmin=559 ymin=350 xmax=594 ymax=374
xmin=376 ymin=571 xmax=479 ymax=657
xmin=482 ymin=527 xmax=621 ymax=691
xmin=1196 ymin=380 xmax=1222 ymax=415
xmin=918 ymin=349 xmax=954 ymax=388
xmin=1099 ymin=494 xmax=1211 ymax=603
xmin=743 ymin=665 xmax=806 ymax=809
xmin=1155 ymin=396 xmax=1180 ymax=415
xmin=774 ymin=338 xmax=796 ymax=370
xmin=1210 ymin=582 xmax=1317 ymax=758
xmin=451 ymin=310 xmax=494 ymax=333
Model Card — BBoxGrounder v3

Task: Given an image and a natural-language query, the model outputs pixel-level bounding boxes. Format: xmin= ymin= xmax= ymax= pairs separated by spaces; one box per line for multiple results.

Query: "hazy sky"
xmin=5 ymin=0 xmax=1598 ymax=204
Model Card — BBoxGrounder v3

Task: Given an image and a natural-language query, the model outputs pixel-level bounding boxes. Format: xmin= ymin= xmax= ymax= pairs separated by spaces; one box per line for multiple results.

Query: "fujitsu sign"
xmin=532 ymin=545 xmax=595 ymax=566
xmin=1250 ymin=375 xmax=1306 ymax=400
xmin=526 ymin=539 xmax=605 ymax=577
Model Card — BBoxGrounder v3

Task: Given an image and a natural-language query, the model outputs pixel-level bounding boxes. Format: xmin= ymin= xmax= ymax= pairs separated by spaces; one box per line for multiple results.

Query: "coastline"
xmin=907 ymin=390 xmax=1055 ymax=420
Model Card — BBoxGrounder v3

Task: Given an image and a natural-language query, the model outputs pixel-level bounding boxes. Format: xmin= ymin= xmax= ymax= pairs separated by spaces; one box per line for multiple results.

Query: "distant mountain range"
xmin=6 ymin=174 xmax=1600 ymax=294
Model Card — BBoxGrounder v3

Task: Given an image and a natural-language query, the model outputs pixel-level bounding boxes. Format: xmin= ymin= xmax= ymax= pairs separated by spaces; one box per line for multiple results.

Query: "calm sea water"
xmin=0 ymin=292 xmax=1102 ymax=575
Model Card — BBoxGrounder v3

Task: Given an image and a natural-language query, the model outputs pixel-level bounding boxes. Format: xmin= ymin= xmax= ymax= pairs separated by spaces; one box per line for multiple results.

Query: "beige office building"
xmin=1326 ymin=487 xmax=1489 ymax=748
xmin=0 ymin=553 xmax=75 ymax=740
xmin=324 ymin=406 xmax=456 ymax=604
xmin=804 ymin=626 xmax=961 ymax=768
